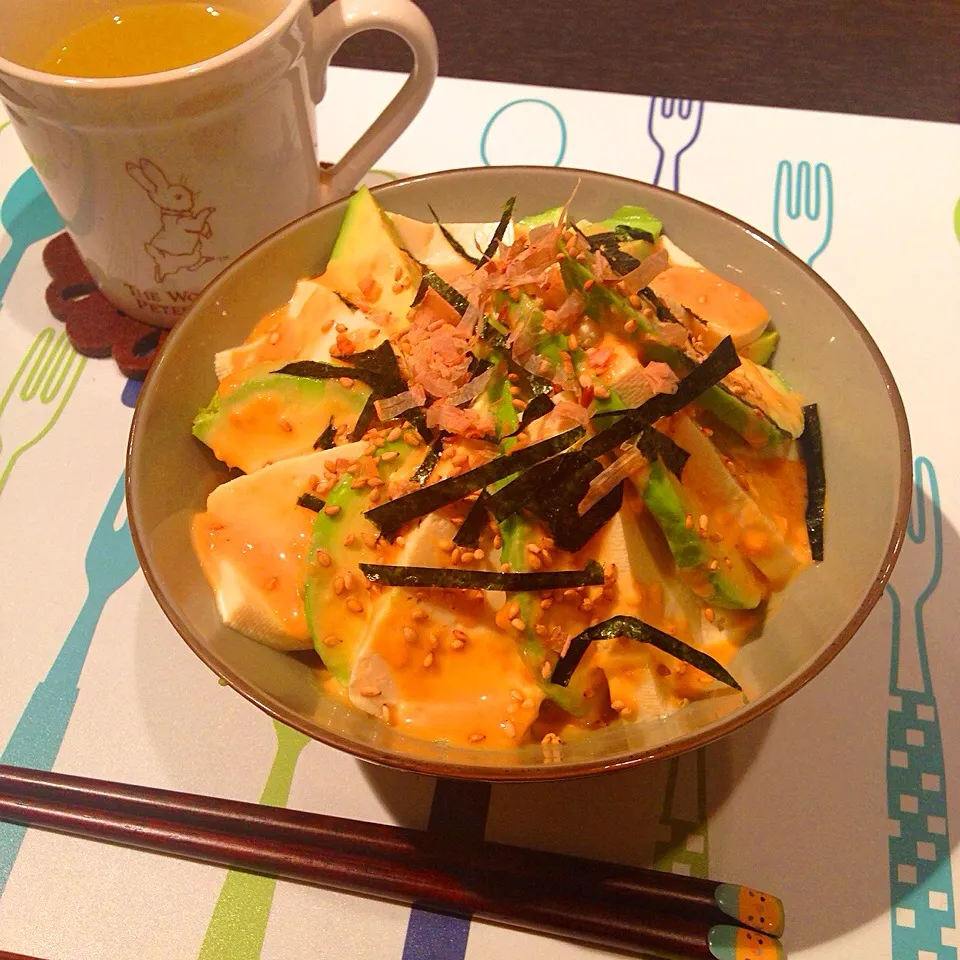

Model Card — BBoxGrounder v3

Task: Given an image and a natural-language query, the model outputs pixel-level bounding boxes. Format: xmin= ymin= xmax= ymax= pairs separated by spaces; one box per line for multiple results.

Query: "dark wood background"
xmin=331 ymin=0 xmax=959 ymax=123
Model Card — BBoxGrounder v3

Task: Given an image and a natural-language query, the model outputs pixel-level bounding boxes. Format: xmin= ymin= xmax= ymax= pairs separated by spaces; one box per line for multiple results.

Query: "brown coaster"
xmin=42 ymin=232 xmax=168 ymax=380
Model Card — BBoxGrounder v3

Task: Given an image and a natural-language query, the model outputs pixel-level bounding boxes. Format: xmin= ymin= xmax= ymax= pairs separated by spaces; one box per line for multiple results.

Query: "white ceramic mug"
xmin=0 ymin=0 xmax=437 ymax=326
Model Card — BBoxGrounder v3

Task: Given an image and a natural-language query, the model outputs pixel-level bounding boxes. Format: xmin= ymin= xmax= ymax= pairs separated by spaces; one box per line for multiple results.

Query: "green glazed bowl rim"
xmin=127 ymin=165 xmax=912 ymax=781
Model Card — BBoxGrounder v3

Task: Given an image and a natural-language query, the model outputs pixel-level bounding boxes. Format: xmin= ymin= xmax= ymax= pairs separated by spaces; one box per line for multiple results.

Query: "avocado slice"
xmin=724 ymin=357 xmax=804 ymax=438
xmin=304 ymin=438 xmax=418 ymax=682
xmin=670 ymin=414 xmax=810 ymax=585
xmin=560 ymin=255 xmax=661 ymax=338
xmin=643 ymin=342 xmax=785 ymax=450
xmin=319 ymin=187 xmax=421 ymax=326
xmin=740 ymin=329 xmax=780 ymax=366
xmin=497 ymin=290 xmax=588 ymax=376
xmin=480 ymin=366 xmax=600 ymax=716
xmin=519 ymin=205 xmax=562 ymax=227
xmin=642 ymin=459 xmax=767 ymax=610
xmin=598 ymin=205 xmax=663 ymax=240
xmin=193 ymin=374 xmax=372 ymax=474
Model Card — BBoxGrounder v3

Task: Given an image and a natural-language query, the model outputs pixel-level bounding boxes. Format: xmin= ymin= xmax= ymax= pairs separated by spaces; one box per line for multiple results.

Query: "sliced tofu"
xmin=654 ymin=237 xmax=771 ymax=349
xmin=348 ymin=512 xmax=543 ymax=747
xmin=573 ymin=496 xmax=752 ymax=719
xmin=391 ymin=214 xmax=516 ymax=281
xmin=191 ymin=442 xmax=368 ymax=650
xmin=214 ymin=282 xmax=382 ymax=385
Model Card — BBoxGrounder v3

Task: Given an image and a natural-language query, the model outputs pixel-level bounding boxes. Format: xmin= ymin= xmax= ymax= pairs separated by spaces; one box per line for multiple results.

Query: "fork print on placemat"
xmin=197 ymin=720 xmax=310 ymax=960
xmin=772 ymin=160 xmax=834 ymax=266
xmin=0 ymin=471 xmax=139 ymax=896
xmin=0 ymin=328 xmax=84 ymax=497
xmin=653 ymin=748 xmax=710 ymax=878
xmin=646 ymin=97 xmax=704 ymax=192
xmin=0 ymin=167 xmax=63 ymax=306
xmin=886 ymin=456 xmax=957 ymax=959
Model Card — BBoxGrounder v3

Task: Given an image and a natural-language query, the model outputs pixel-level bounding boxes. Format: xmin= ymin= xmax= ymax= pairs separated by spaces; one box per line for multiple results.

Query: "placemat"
xmin=1 ymin=68 xmax=959 ymax=960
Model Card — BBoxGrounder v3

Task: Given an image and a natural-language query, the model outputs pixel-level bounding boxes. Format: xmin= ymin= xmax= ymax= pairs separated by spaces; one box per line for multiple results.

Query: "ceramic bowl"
xmin=127 ymin=166 xmax=911 ymax=780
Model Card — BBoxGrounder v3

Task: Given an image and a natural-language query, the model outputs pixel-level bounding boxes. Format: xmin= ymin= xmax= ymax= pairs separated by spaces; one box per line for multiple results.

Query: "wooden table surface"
xmin=332 ymin=0 xmax=959 ymax=123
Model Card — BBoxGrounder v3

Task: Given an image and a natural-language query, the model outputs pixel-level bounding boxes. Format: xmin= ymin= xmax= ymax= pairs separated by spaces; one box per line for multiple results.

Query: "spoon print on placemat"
xmin=480 ymin=99 xmax=567 ymax=168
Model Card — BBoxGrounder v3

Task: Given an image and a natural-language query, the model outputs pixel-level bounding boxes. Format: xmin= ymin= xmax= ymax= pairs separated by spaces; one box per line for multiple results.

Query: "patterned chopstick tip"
xmin=708 ymin=924 xmax=784 ymax=960
xmin=713 ymin=883 xmax=785 ymax=937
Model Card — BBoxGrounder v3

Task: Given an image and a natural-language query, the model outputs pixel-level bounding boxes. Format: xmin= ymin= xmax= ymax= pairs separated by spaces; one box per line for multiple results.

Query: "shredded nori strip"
xmin=466 ymin=352 xmax=493 ymax=378
xmin=485 ymin=455 xmax=562 ymax=521
xmin=585 ymin=337 xmax=741 ymax=467
xmin=313 ymin=417 xmax=337 ymax=450
xmin=412 ymin=436 xmax=444 ymax=485
xmin=526 ymin=370 xmax=556 ymax=398
xmin=614 ymin=224 xmax=656 ymax=243
xmin=333 ymin=290 xmax=360 ymax=310
xmin=478 ymin=317 xmax=509 ymax=349
xmin=360 ymin=559 xmax=605 ymax=592
xmin=428 ymin=205 xmax=483 ymax=266
xmin=297 ymin=493 xmax=326 ymax=512
xmin=640 ymin=286 xmax=676 ymax=323
xmin=525 ymin=451 xmax=626 ymax=552
xmin=274 ymin=360 xmax=387 ymax=393
xmin=411 ymin=275 xmax=429 ymax=307
xmin=799 ymin=403 xmax=825 ymax=561
xmin=591 ymin=337 xmax=740 ymax=425
xmin=551 ymin=615 xmax=742 ymax=690
xmin=348 ymin=393 xmax=377 ymax=441
xmin=480 ymin=196 xmax=516 ymax=263
xmin=421 ymin=266 xmax=470 ymax=315
xmin=581 ymin=230 xmax=624 ymax=247
xmin=365 ymin=426 xmax=585 ymax=539
xmin=348 ymin=341 xmax=404 ymax=392
xmin=579 ymin=228 xmax=642 ymax=276
xmin=582 ymin=421 xmax=689 ymax=476
xmin=504 ymin=393 xmax=555 ymax=437
xmin=350 ymin=341 xmax=433 ymax=441
xmin=453 ymin=494 xmax=490 ymax=547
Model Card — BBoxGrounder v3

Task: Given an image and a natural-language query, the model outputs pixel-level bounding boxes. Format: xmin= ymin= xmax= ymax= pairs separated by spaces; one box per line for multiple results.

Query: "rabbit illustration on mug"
xmin=125 ymin=158 xmax=215 ymax=283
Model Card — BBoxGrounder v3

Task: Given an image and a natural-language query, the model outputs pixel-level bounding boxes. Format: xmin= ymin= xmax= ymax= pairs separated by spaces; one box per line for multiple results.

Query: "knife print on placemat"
xmin=196 ymin=720 xmax=310 ymax=960
xmin=646 ymin=97 xmax=704 ymax=192
xmin=480 ymin=99 xmax=567 ymax=168
xmin=886 ymin=456 xmax=957 ymax=959
xmin=0 ymin=471 xmax=139 ymax=895
xmin=401 ymin=780 xmax=491 ymax=960
xmin=653 ymin=748 xmax=710 ymax=878
xmin=772 ymin=160 xmax=834 ymax=267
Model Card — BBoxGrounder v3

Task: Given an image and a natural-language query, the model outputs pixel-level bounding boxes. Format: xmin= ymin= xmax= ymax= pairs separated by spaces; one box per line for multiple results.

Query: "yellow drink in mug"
xmin=37 ymin=3 xmax=265 ymax=78
xmin=0 ymin=0 xmax=437 ymax=326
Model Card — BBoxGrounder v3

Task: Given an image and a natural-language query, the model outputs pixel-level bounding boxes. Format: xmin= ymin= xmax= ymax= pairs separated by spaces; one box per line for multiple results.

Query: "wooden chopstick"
xmin=0 ymin=765 xmax=784 ymax=960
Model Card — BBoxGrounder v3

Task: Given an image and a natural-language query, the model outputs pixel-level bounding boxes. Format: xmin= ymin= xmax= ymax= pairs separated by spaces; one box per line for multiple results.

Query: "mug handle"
xmin=310 ymin=0 xmax=438 ymax=201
